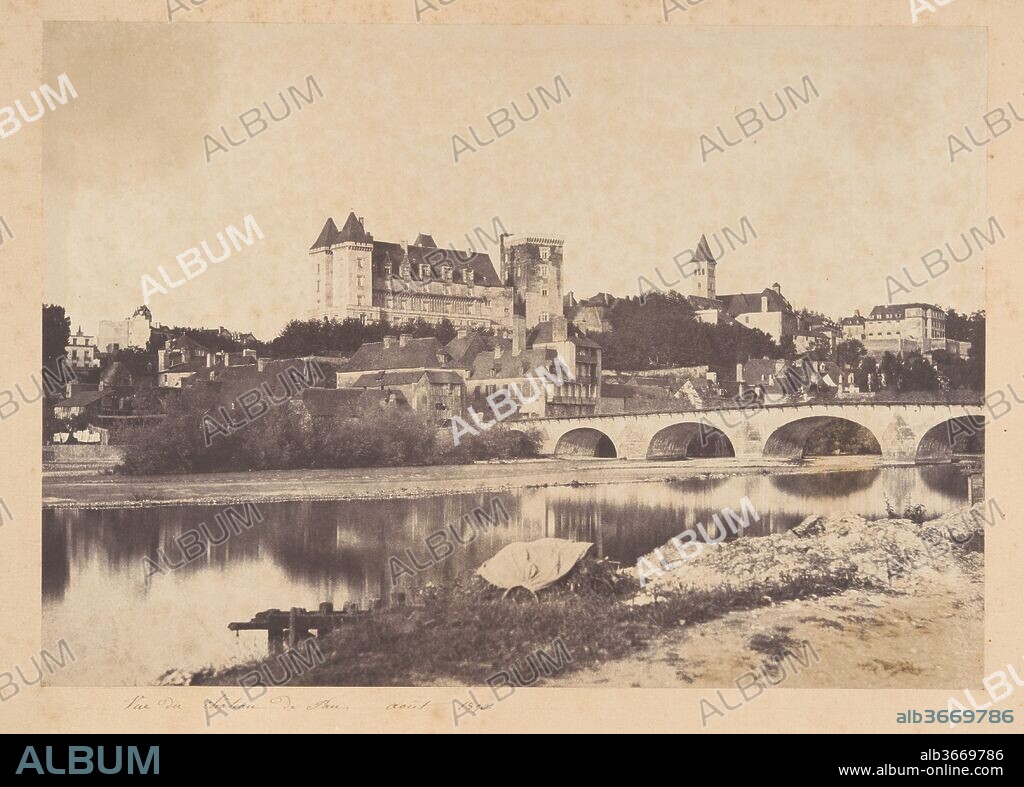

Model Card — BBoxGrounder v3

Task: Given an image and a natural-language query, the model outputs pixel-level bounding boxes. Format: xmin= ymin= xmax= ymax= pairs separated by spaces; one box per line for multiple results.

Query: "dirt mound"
xmin=631 ymin=504 xmax=985 ymax=605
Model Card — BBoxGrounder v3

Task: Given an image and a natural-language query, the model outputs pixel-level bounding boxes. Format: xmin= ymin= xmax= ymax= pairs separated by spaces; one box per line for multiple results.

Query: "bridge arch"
xmin=763 ymin=416 xmax=881 ymax=460
xmin=647 ymin=422 xmax=736 ymax=460
xmin=916 ymin=415 xmax=985 ymax=463
xmin=554 ymin=427 xmax=618 ymax=458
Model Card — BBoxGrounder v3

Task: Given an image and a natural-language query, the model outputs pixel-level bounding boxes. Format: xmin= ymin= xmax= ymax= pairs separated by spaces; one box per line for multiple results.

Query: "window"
xmin=357 ymin=275 xmax=365 ymax=288
xmin=540 ymin=246 xmax=550 ymax=260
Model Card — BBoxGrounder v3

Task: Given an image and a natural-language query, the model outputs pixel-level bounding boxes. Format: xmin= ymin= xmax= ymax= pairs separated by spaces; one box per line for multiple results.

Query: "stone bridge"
xmin=516 ymin=402 xmax=985 ymax=463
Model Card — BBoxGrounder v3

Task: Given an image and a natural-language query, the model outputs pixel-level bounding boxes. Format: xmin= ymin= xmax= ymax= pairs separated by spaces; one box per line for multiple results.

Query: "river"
xmin=42 ymin=462 xmax=969 ymax=685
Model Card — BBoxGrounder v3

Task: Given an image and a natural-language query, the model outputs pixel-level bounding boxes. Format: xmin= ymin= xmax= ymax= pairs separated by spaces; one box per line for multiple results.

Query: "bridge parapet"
xmin=522 ymin=402 xmax=985 ymax=463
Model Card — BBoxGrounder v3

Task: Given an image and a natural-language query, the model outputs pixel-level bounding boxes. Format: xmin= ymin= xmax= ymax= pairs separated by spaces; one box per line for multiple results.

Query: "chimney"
xmin=383 ymin=336 xmax=395 ymax=349
xmin=551 ymin=315 xmax=568 ymax=343
xmin=855 ymin=309 xmax=861 ymax=317
xmin=399 ymin=333 xmax=412 ymax=348
xmin=512 ymin=315 xmax=526 ymax=356
xmin=157 ymin=349 xmax=167 ymax=371
xmin=773 ymin=282 xmax=781 ymax=295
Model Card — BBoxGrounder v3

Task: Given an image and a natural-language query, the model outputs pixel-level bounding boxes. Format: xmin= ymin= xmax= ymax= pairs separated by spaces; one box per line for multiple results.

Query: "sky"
xmin=43 ymin=22 xmax=987 ymax=340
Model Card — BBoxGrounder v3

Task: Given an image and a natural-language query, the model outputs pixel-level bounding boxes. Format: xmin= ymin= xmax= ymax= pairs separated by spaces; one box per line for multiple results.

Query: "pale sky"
xmin=43 ymin=22 xmax=987 ymax=339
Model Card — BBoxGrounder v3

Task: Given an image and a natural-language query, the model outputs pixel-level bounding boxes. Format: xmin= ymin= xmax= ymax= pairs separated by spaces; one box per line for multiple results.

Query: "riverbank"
xmin=188 ymin=504 xmax=984 ymax=690
xmin=44 ymin=455 xmax=894 ymax=509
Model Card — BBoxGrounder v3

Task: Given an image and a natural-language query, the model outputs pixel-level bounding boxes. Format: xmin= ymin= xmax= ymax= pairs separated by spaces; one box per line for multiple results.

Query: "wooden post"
xmin=288 ymin=607 xmax=302 ymax=650
xmin=318 ymin=602 xmax=334 ymax=634
xmin=268 ymin=626 xmax=284 ymax=657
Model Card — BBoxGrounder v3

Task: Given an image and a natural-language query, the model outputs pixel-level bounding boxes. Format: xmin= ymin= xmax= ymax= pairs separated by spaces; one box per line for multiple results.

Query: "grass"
xmin=191 ymin=508 xmax=984 ymax=688
xmin=192 ymin=556 xmax=872 ymax=687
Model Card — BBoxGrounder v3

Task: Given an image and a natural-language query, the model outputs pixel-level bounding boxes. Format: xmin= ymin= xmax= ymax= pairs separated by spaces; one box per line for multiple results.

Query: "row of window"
xmin=383 ymin=262 xmax=475 ymax=286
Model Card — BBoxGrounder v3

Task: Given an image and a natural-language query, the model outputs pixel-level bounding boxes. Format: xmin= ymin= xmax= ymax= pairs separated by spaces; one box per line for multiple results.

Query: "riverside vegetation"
xmin=118 ymin=368 xmax=540 ymax=475
xmin=189 ymin=503 xmax=985 ymax=687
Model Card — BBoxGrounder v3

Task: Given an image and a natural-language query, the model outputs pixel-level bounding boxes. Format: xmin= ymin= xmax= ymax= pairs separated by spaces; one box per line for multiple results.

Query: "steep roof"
xmin=309 ymin=212 xmax=372 ymax=250
xmin=310 ymin=217 xmax=339 ymax=250
xmin=869 ymin=303 xmax=941 ymax=320
xmin=414 ymin=233 xmax=437 ymax=247
xmin=579 ymin=292 xmax=616 ymax=307
xmin=445 ymin=332 xmax=503 ymax=367
xmin=344 ymin=336 xmax=451 ymax=372
xmin=160 ymin=360 xmax=207 ymax=374
xmin=687 ymin=295 xmax=725 ymax=311
xmin=167 ymin=335 xmax=210 ymax=354
xmin=693 ymin=234 xmax=716 ymax=264
xmin=55 ymin=390 xmax=109 ymax=408
xmin=719 ymin=288 xmax=792 ymax=317
xmin=467 ymin=348 xmax=558 ymax=380
xmin=372 ymin=242 xmax=503 ymax=288
xmin=351 ymin=370 xmax=424 ymax=387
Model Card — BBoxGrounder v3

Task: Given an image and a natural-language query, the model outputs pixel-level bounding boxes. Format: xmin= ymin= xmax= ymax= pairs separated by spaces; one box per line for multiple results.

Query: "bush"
xmin=119 ymin=376 xmax=543 ymax=475
xmin=884 ymin=498 xmax=927 ymax=524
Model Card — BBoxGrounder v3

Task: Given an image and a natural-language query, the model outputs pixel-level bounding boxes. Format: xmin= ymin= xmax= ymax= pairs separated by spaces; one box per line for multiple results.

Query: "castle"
xmin=308 ymin=212 xmax=563 ymax=335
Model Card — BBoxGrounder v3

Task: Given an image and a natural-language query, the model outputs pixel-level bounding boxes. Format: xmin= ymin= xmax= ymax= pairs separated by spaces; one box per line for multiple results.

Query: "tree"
xmin=808 ymin=337 xmax=833 ymax=362
xmin=111 ymin=347 xmax=157 ymax=377
xmin=43 ymin=304 xmax=71 ymax=377
xmin=877 ymin=350 xmax=939 ymax=392
xmin=589 ymin=292 xmax=779 ymax=370
xmin=797 ymin=307 xmax=834 ymax=327
xmin=901 ymin=351 xmax=939 ymax=391
xmin=836 ymin=339 xmax=866 ymax=370
xmin=777 ymin=335 xmax=797 ymax=360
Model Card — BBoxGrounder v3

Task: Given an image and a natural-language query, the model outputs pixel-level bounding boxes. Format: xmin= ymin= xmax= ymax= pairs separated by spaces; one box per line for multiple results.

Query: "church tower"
xmin=692 ymin=234 xmax=717 ymax=300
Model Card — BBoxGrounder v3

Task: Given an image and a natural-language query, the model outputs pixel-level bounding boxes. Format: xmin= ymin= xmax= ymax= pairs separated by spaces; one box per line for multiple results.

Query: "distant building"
xmin=793 ymin=329 xmax=830 ymax=356
xmin=336 ymin=334 xmax=465 ymax=424
xmin=718 ymin=284 xmax=798 ymax=343
xmin=463 ymin=317 xmax=601 ymax=418
xmin=806 ymin=320 xmax=841 ymax=350
xmin=350 ymin=369 xmax=465 ymax=424
xmin=155 ymin=336 xmax=256 ymax=387
xmin=685 ymin=235 xmax=798 ymax=342
xmin=53 ymin=389 xmax=115 ymax=420
xmin=98 ymin=306 xmax=153 ymax=354
xmin=841 ymin=303 xmax=952 ymax=358
xmin=307 ymin=211 xmax=563 ymax=335
xmin=66 ymin=326 xmax=100 ymax=369
xmin=294 ymin=388 xmax=408 ymax=424
xmin=565 ymin=291 xmax=614 ymax=334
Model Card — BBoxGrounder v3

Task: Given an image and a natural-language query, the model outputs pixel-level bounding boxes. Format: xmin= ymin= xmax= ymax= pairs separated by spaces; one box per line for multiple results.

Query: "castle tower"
xmin=309 ymin=212 xmax=375 ymax=321
xmin=692 ymin=234 xmax=717 ymax=300
xmin=503 ymin=235 xmax=564 ymax=329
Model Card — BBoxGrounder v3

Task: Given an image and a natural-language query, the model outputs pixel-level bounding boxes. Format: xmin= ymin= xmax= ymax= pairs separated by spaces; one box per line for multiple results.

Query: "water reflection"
xmin=42 ymin=465 xmax=968 ymax=685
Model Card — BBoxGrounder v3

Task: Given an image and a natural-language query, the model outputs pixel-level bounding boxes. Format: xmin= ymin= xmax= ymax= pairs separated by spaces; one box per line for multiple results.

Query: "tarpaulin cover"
xmin=477 ymin=538 xmax=594 ymax=593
